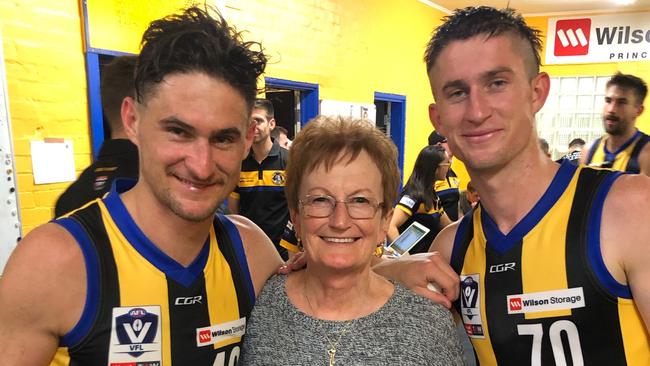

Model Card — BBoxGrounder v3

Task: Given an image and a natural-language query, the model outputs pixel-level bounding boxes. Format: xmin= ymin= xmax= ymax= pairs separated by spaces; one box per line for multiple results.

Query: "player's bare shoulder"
xmin=430 ymin=219 xmax=462 ymax=262
xmin=0 ymin=222 xmax=87 ymax=360
xmin=225 ymin=214 xmax=282 ymax=295
xmin=601 ymin=173 xmax=650 ymax=275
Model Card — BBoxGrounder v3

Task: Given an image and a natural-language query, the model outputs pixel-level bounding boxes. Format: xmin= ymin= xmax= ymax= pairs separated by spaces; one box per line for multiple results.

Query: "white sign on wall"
xmin=546 ymin=13 xmax=650 ymax=65
xmin=319 ymin=100 xmax=377 ymax=124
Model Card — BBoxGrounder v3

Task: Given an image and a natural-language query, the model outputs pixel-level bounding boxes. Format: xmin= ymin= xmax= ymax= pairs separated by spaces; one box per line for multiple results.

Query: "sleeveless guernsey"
xmin=50 ymin=182 xmax=254 ymax=366
xmin=451 ymin=162 xmax=650 ymax=366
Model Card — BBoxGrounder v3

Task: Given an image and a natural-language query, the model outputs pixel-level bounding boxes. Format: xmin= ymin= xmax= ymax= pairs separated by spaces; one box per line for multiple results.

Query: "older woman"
xmin=240 ymin=116 xmax=462 ymax=365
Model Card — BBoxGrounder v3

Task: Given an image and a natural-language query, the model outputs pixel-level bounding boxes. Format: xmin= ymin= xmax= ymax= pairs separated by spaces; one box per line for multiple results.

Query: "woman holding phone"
xmin=387 ymin=145 xmax=452 ymax=254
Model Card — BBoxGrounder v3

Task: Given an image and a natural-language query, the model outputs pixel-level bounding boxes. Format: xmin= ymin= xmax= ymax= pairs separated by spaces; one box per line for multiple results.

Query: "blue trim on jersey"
xmin=482 ymin=161 xmax=577 ymax=254
xmin=436 ymin=188 xmax=459 ymax=196
xmin=237 ymin=186 xmax=285 ymax=192
xmin=451 ymin=210 xmax=473 ymax=263
xmin=55 ymin=217 xmax=100 ymax=347
xmin=216 ymin=214 xmax=256 ymax=305
xmin=103 ymin=181 xmax=209 ymax=288
xmin=603 ymin=130 xmax=640 ymax=163
xmin=587 ymin=171 xmax=631 ymax=298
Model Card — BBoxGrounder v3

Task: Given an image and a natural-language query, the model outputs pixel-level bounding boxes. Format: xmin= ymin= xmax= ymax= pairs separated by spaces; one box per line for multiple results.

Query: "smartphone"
xmin=386 ymin=221 xmax=430 ymax=257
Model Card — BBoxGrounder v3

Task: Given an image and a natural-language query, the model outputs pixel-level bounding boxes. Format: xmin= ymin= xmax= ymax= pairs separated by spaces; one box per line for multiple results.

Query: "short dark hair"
xmin=606 ymin=72 xmax=648 ymax=105
xmin=101 ymin=55 xmax=136 ymax=133
xmin=135 ymin=6 xmax=267 ymax=109
xmin=424 ymin=6 xmax=542 ymax=79
xmin=271 ymin=125 xmax=288 ymax=140
xmin=568 ymin=138 xmax=585 ymax=149
xmin=428 ymin=131 xmax=447 ymax=145
xmin=253 ymin=99 xmax=275 ymax=119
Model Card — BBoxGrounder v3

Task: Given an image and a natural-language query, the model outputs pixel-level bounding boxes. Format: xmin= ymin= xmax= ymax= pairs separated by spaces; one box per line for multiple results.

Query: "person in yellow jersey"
xmin=390 ymin=6 xmax=650 ymax=365
xmin=581 ymin=72 xmax=650 ymax=175
xmin=0 ymin=6 xmax=282 ymax=365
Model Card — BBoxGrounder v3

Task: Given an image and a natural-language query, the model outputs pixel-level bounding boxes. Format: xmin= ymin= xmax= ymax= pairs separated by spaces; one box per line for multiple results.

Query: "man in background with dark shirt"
xmin=54 ymin=56 xmax=138 ymax=216
xmin=229 ymin=99 xmax=290 ymax=259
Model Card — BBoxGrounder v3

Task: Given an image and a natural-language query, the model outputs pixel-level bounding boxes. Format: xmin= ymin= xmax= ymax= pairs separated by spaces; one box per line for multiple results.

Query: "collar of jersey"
xmin=103 ymin=178 xmax=210 ymax=287
xmin=480 ymin=160 xmax=577 ymax=255
xmin=603 ymin=129 xmax=640 ymax=162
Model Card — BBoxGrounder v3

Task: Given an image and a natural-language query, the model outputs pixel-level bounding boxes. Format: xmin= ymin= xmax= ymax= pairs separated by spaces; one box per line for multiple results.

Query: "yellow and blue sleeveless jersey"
xmin=435 ymin=174 xmax=460 ymax=221
xmin=51 ymin=180 xmax=254 ymax=366
xmin=584 ymin=130 xmax=650 ymax=173
xmin=395 ymin=194 xmax=445 ymax=254
xmin=451 ymin=162 xmax=650 ymax=365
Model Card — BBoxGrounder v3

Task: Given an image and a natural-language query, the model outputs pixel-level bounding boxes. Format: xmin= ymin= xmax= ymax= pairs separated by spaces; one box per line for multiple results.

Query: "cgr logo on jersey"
xmin=272 ymin=171 xmax=285 ymax=185
xmin=554 ymin=18 xmax=591 ymax=56
xmin=459 ymin=274 xmax=484 ymax=338
xmin=108 ymin=306 xmax=162 ymax=365
xmin=174 ymin=295 xmax=202 ymax=306
xmin=507 ymin=287 xmax=586 ymax=314
xmin=489 ymin=262 xmax=516 ymax=273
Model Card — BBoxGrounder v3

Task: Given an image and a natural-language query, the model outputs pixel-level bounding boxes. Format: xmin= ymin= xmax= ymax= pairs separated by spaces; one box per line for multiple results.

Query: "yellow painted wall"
xmin=1 ymin=0 xmax=89 ymax=234
xmin=2 ymin=0 xmax=446 ymax=233
xmin=6 ymin=1 xmax=647 ymax=234
xmin=224 ymin=0 xmax=445 ymax=185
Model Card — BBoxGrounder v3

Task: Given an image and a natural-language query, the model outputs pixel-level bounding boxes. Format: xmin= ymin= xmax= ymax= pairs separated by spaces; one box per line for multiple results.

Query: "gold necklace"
xmin=304 ymin=290 xmax=355 ymax=366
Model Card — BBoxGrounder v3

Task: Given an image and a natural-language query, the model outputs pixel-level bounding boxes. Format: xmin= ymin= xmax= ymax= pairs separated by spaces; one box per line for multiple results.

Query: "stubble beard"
xmin=157 ymin=186 xmax=223 ymax=223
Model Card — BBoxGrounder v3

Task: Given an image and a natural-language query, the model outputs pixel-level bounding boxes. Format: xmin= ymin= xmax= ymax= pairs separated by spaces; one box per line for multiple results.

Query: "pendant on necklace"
xmin=328 ymin=347 xmax=336 ymax=366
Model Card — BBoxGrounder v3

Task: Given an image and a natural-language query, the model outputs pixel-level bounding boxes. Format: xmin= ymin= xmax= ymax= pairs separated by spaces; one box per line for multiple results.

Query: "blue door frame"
xmin=374 ymin=92 xmax=406 ymax=179
xmin=264 ymin=78 xmax=319 ymax=126
xmin=85 ymin=48 xmax=134 ymax=159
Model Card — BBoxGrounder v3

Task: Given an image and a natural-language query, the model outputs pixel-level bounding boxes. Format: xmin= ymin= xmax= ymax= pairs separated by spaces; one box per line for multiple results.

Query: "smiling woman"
xmin=240 ymin=116 xmax=463 ymax=365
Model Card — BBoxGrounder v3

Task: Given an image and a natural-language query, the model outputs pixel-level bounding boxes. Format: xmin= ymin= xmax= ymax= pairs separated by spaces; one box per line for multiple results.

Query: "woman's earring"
xmin=374 ymin=239 xmax=386 ymax=257
xmin=297 ymin=238 xmax=303 ymax=250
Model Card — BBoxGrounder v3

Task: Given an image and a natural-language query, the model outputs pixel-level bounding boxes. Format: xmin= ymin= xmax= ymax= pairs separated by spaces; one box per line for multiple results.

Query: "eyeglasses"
xmin=299 ymin=194 xmax=383 ymax=219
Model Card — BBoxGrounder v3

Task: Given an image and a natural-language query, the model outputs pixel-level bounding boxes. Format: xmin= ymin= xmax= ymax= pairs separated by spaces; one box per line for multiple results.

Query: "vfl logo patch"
xmin=507 ymin=287 xmax=585 ymax=314
xmin=108 ymin=306 xmax=162 ymax=365
xmin=554 ymin=18 xmax=591 ymax=56
xmin=459 ymin=274 xmax=484 ymax=338
xmin=196 ymin=317 xmax=247 ymax=347
xmin=272 ymin=171 xmax=285 ymax=185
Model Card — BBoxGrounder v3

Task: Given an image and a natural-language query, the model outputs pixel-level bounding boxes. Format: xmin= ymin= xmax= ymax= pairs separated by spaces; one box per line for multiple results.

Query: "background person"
xmin=458 ymin=180 xmax=479 ymax=216
xmin=0 ymin=7 xmax=282 ymax=365
xmin=556 ymin=137 xmax=585 ymax=166
xmin=54 ymin=55 xmax=139 ymax=217
xmin=428 ymin=131 xmax=461 ymax=221
xmin=271 ymin=125 xmax=292 ymax=149
xmin=424 ymin=6 xmax=650 ymax=365
xmin=229 ymin=99 xmax=290 ymax=259
xmin=582 ymin=72 xmax=650 ymax=174
xmin=241 ymin=116 xmax=463 ymax=365
xmin=387 ymin=145 xmax=452 ymax=254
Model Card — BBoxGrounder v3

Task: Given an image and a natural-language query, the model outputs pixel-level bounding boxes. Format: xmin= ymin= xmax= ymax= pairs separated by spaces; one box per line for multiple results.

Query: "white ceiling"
xmin=423 ymin=0 xmax=650 ymax=16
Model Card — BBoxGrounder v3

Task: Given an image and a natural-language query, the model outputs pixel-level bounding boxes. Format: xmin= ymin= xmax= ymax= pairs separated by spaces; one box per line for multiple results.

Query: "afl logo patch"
xmin=108 ymin=306 xmax=162 ymax=364
xmin=272 ymin=171 xmax=285 ymax=185
xmin=460 ymin=274 xmax=485 ymax=338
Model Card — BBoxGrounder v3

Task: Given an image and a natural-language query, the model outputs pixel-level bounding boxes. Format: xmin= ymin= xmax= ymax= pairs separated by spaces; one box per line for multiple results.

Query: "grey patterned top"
xmin=240 ymin=274 xmax=463 ymax=365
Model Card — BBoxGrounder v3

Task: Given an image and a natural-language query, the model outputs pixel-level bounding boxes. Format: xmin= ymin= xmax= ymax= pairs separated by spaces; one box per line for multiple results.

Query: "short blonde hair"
xmin=285 ymin=115 xmax=400 ymax=213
